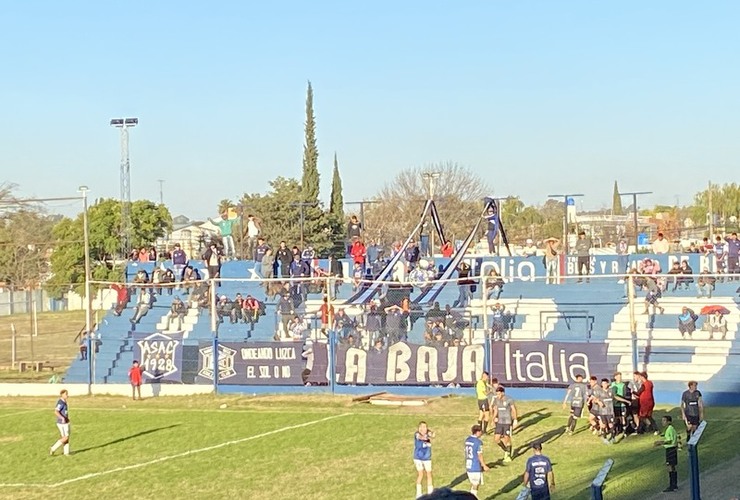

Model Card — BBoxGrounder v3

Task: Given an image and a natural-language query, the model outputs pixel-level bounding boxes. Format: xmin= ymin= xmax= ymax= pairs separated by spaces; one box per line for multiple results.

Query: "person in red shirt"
xmin=350 ymin=238 xmax=367 ymax=267
xmin=636 ymin=371 xmax=658 ymax=434
xmin=128 ymin=360 xmax=144 ymax=401
xmin=111 ymin=283 xmax=130 ymax=316
xmin=440 ymin=240 xmax=454 ymax=258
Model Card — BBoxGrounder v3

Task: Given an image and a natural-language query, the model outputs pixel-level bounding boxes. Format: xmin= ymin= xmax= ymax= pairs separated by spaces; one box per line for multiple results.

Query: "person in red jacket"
xmin=350 ymin=238 xmax=367 ymax=267
xmin=440 ymin=240 xmax=454 ymax=258
xmin=111 ymin=283 xmax=129 ymax=316
xmin=128 ymin=360 xmax=144 ymax=401
xmin=636 ymin=371 xmax=658 ymax=434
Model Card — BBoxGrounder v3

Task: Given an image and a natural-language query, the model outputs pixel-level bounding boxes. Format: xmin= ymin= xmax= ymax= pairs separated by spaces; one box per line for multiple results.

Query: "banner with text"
xmin=196 ymin=341 xmax=307 ymax=385
xmin=133 ymin=332 xmax=184 ymax=383
xmin=489 ymin=340 xmax=615 ymax=387
xmin=309 ymin=342 xmax=485 ymax=386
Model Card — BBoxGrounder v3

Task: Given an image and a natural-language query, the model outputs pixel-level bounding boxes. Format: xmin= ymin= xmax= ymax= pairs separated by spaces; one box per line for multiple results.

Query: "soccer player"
xmin=611 ymin=372 xmax=629 ymax=436
xmin=523 ymin=442 xmax=555 ymax=500
xmin=50 ymin=389 xmax=71 ymax=456
xmin=465 ymin=424 xmax=489 ymax=498
xmin=681 ymin=381 xmax=704 ymax=441
xmin=630 ymin=371 xmax=643 ymax=433
xmin=562 ymin=373 xmax=587 ymax=434
xmin=586 ymin=376 xmax=601 ymax=434
xmin=653 ymin=415 xmax=678 ymax=492
xmin=129 ymin=360 xmax=143 ymax=400
xmin=413 ymin=421 xmax=435 ymax=498
xmin=599 ymin=378 xmax=616 ymax=443
xmin=492 ymin=386 xmax=518 ymax=462
xmin=475 ymin=371 xmax=491 ymax=434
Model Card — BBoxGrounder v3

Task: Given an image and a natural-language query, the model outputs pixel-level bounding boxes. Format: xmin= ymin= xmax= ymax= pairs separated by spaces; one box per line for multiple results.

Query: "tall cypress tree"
xmin=330 ymin=152 xmax=344 ymax=218
xmin=301 ymin=81 xmax=320 ymax=203
xmin=612 ymin=181 xmax=624 ymax=215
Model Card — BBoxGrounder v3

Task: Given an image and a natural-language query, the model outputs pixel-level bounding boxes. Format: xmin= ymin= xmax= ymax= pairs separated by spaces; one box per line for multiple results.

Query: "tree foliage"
xmin=689 ymin=182 xmax=740 ymax=232
xmin=330 ymin=153 xmax=344 ymax=219
xmin=612 ymin=181 xmax=624 ymax=215
xmin=0 ymin=210 xmax=57 ymax=288
xmin=301 ymin=81 xmax=320 ymax=204
xmin=364 ymin=162 xmax=489 ymax=245
xmin=46 ymin=199 xmax=172 ymax=297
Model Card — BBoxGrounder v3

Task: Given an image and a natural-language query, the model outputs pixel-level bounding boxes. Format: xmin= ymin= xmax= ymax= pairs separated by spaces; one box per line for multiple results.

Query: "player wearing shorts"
xmin=630 ymin=371 xmax=643 ymax=433
xmin=681 ymin=381 xmax=704 ymax=441
xmin=464 ymin=424 xmax=489 ymax=498
xmin=492 ymin=386 xmax=518 ymax=462
xmin=586 ymin=376 xmax=601 ymax=434
xmin=475 ymin=372 xmax=492 ymax=434
xmin=562 ymin=373 xmax=587 ymax=434
xmin=523 ymin=442 xmax=555 ymax=500
xmin=413 ymin=421 xmax=435 ymax=498
xmin=611 ymin=372 xmax=629 ymax=436
xmin=599 ymin=378 xmax=616 ymax=443
xmin=50 ymin=389 xmax=71 ymax=456
xmin=653 ymin=415 xmax=678 ymax=492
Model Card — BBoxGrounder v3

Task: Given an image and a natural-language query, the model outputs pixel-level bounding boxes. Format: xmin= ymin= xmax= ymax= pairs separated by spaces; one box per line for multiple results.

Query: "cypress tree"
xmin=301 ymin=81 xmax=320 ymax=203
xmin=612 ymin=181 xmax=624 ymax=215
xmin=330 ymin=152 xmax=344 ymax=218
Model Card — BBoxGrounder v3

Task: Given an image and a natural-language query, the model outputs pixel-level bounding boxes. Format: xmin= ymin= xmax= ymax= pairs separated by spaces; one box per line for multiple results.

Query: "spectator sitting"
xmin=485 ymin=269 xmax=504 ymax=300
xmin=444 ymin=304 xmax=466 ymax=340
xmin=666 ymin=262 xmax=683 ymax=291
xmin=289 ymin=315 xmax=308 ymax=341
xmin=687 ymin=242 xmax=700 ymax=254
xmin=242 ymin=295 xmax=261 ymax=332
xmin=677 ymin=261 xmax=694 ymax=289
xmin=371 ymin=338 xmax=385 ymax=353
xmin=342 ymin=333 xmax=359 ymax=348
xmin=521 ymin=239 xmax=538 ymax=257
xmin=333 ymin=309 xmax=357 ymax=340
xmin=147 ymin=246 xmax=157 ymax=262
xmin=164 ymin=296 xmax=188 ymax=331
xmin=161 ymin=268 xmax=176 ymax=295
xmin=110 ymin=283 xmax=129 ymax=316
xmin=652 ymin=232 xmax=670 ymax=254
xmin=215 ymin=295 xmax=233 ymax=324
xmin=131 ymin=269 xmax=149 ymax=296
xmin=678 ymin=307 xmax=698 ymax=339
xmin=231 ymin=293 xmax=245 ymax=324
xmin=696 ymin=268 xmax=716 ymax=298
xmin=708 ymin=312 xmax=728 ymax=340
xmin=130 ymin=289 xmax=155 ymax=324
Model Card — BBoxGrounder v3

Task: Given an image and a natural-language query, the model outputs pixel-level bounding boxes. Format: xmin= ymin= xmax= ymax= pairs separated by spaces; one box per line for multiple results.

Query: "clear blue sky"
xmin=2 ymin=1 xmax=738 ymax=219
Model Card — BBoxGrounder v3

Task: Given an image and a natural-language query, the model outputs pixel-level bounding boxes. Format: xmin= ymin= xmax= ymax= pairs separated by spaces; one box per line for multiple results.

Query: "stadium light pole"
xmin=110 ymin=117 xmax=138 ymax=257
xmin=548 ymin=194 xmax=583 ymax=255
xmin=618 ymin=191 xmax=652 ymax=252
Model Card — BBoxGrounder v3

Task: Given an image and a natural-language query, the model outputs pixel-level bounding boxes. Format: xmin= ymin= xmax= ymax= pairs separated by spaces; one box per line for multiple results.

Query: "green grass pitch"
xmin=0 ymin=394 xmax=737 ymax=499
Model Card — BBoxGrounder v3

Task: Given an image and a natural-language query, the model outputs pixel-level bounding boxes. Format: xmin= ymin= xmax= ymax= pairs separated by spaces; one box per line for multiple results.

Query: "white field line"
xmin=0 ymin=412 xmax=351 ymax=489
xmin=0 ymin=409 xmax=45 ymax=420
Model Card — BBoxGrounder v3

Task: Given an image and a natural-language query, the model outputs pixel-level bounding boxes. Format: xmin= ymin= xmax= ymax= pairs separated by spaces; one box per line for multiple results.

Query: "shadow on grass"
xmin=517 ymin=407 xmax=547 ymax=421
xmin=73 ymin=424 xmax=181 ymax=454
xmin=516 ymin=411 xmax=552 ymax=433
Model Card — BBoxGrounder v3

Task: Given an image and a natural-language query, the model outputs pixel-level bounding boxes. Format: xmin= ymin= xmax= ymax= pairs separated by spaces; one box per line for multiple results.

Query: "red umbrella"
xmin=699 ymin=305 xmax=730 ymax=315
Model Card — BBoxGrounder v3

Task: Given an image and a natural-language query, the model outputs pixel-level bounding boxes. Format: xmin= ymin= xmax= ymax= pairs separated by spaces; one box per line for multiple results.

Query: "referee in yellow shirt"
xmin=476 ymin=371 xmax=492 ymax=434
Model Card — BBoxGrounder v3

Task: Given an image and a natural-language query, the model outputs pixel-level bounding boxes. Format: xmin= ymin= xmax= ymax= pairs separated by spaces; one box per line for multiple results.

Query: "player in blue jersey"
xmin=50 ymin=389 xmax=71 ymax=456
xmin=523 ymin=442 xmax=555 ymax=500
xmin=465 ymin=424 xmax=490 ymax=498
xmin=413 ymin=421 xmax=435 ymax=498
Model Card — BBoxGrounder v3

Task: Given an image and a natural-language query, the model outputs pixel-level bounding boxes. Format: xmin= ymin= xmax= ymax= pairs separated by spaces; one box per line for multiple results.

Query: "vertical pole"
xmin=632 ymin=194 xmax=639 ymax=252
xmin=86 ymin=334 xmax=93 ymax=395
xmin=563 ymin=197 xmax=568 ymax=255
xmin=708 ymin=181 xmax=713 ymax=238
xmin=11 ymin=323 xmax=16 ymax=369
xmin=212 ymin=334 xmax=219 ymax=394
xmin=482 ymin=275 xmax=488 ymax=334
xmin=359 ymin=202 xmax=366 ymax=235
xmin=329 ymin=330 xmax=337 ymax=395
xmin=81 ymin=187 xmax=93 ymax=385
xmin=300 ymin=206 xmax=305 ymax=249
xmin=628 ymin=275 xmax=638 ymax=372
xmin=483 ymin=331 xmax=491 ymax=377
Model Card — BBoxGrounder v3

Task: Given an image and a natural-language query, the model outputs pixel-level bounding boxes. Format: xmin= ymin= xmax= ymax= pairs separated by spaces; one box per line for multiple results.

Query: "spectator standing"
xmin=79 ymin=333 xmax=88 ymax=361
xmin=129 ymin=360 xmax=143 ymax=400
xmin=484 ymin=205 xmax=497 ymax=255
xmin=276 ymin=294 xmax=294 ymax=340
xmin=575 ymin=231 xmax=592 ymax=283
xmin=452 ymin=262 xmax=474 ymax=308
xmin=543 ymin=238 xmax=559 ymax=285
xmin=350 ymin=238 xmax=367 ymax=268
xmin=172 ymin=243 xmax=188 ymax=281
xmin=404 ymin=240 xmax=420 ymax=271
xmin=714 ymin=235 xmax=727 ymax=275
xmin=652 ymin=232 xmax=670 ymax=254
xmin=261 ymin=248 xmax=275 ymax=280
xmin=440 ymin=240 xmax=454 ymax=258
xmin=617 ymin=237 xmax=629 ymax=276
xmin=208 ymin=213 xmax=236 ymax=260
xmin=725 ymin=232 xmax=740 ymax=278
xmin=202 ymin=243 xmax=223 ymax=286
xmin=276 ymin=241 xmax=292 ymax=278
xmin=245 ymin=214 xmax=260 ymax=261
xmin=347 ymin=215 xmax=362 ymax=241
xmin=254 ymin=237 xmax=270 ymax=276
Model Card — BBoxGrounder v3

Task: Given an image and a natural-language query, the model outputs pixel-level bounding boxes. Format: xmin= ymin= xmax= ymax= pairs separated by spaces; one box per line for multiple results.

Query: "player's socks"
xmin=416 ymin=484 xmax=422 ymax=498
xmin=498 ymin=442 xmax=507 ymax=452
xmin=63 ymin=443 xmax=70 ymax=455
xmin=470 ymin=487 xmax=478 ymax=498
xmin=507 ymin=444 xmax=513 ymax=458
xmin=50 ymin=440 xmax=62 ymax=453
xmin=427 ymin=483 xmax=433 ymax=495
xmin=567 ymin=415 xmax=574 ymax=430
xmin=482 ymin=421 xmax=488 ymax=434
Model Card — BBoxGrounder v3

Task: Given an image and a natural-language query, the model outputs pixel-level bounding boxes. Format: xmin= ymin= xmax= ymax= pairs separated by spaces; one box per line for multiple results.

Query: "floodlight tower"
xmin=110 ymin=117 xmax=139 ymax=255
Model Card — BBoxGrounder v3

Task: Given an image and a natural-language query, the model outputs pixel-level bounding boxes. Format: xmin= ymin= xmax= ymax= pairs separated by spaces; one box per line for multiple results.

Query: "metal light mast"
xmin=110 ymin=117 xmax=138 ymax=255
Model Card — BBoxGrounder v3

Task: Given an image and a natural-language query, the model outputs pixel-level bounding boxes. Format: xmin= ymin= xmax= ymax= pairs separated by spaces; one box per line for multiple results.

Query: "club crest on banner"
xmin=198 ymin=344 xmax=237 ymax=381
xmin=134 ymin=332 xmax=183 ymax=382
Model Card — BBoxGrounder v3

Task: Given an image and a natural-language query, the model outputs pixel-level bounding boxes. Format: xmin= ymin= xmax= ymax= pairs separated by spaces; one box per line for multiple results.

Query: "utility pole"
xmin=618 ymin=191 xmax=652 ymax=252
xmin=157 ymin=179 xmax=164 ymax=205
xmin=291 ymin=202 xmax=315 ymax=249
xmin=110 ymin=118 xmax=139 ymax=256
xmin=548 ymin=193 xmax=584 ymax=255
xmin=708 ymin=181 xmax=714 ymax=237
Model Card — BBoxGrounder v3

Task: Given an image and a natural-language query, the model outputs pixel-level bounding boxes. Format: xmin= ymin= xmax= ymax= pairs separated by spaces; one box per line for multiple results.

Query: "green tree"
xmin=612 ymin=181 xmax=624 ymax=215
xmin=47 ymin=199 xmax=172 ymax=297
xmin=301 ymin=81 xmax=320 ymax=204
xmin=330 ymin=152 xmax=344 ymax=219
xmin=217 ymin=199 xmax=235 ymax=216
xmin=689 ymin=182 xmax=740 ymax=232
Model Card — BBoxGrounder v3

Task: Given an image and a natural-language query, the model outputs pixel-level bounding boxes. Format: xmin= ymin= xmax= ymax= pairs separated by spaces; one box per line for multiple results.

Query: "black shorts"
xmin=614 ymin=406 xmax=625 ymax=419
xmin=571 ymin=405 xmax=583 ymax=418
xmin=495 ymin=424 xmax=512 ymax=436
xmin=477 ymin=399 xmax=490 ymax=412
xmin=530 ymin=488 xmax=551 ymax=500
xmin=665 ymin=447 xmax=678 ymax=466
xmin=600 ymin=415 xmax=614 ymax=426
xmin=686 ymin=415 xmax=700 ymax=426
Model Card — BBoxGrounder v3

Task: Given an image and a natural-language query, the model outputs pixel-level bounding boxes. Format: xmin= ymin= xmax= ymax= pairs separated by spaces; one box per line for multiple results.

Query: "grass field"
xmin=0 ymin=394 xmax=737 ymax=500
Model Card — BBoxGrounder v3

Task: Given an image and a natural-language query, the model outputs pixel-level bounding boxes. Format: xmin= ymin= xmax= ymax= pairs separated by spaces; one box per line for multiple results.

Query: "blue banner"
xmin=196 ymin=341 xmax=308 ymax=385
xmin=133 ymin=332 xmax=184 ymax=383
